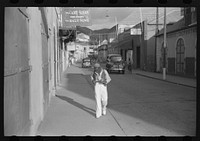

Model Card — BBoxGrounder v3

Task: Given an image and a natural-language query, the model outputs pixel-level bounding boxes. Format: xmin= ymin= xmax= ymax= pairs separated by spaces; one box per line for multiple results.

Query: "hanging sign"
xmin=62 ymin=8 xmax=92 ymax=27
xmin=130 ymin=28 xmax=142 ymax=35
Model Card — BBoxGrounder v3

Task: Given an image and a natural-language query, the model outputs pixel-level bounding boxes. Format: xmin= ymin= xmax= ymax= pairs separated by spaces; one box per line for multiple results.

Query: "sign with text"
xmin=130 ymin=28 xmax=142 ymax=35
xmin=62 ymin=8 xmax=92 ymax=26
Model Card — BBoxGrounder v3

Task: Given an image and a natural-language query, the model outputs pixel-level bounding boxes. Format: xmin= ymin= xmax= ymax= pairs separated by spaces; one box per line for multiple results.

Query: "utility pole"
xmin=163 ymin=7 xmax=167 ymax=80
xmin=115 ymin=16 xmax=118 ymax=41
xmin=99 ymin=34 xmax=100 ymax=46
xmin=155 ymin=7 xmax=158 ymax=72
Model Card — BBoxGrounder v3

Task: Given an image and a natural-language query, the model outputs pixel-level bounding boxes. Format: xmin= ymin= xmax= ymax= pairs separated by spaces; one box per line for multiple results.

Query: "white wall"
xmin=156 ymin=27 xmax=197 ymax=72
xmin=27 ymin=7 xmax=44 ymax=135
xmin=46 ymin=7 xmax=59 ymax=99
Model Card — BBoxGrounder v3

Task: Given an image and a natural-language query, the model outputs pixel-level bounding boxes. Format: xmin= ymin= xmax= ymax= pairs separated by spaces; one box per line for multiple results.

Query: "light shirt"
xmin=91 ymin=69 xmax=111 ymax=84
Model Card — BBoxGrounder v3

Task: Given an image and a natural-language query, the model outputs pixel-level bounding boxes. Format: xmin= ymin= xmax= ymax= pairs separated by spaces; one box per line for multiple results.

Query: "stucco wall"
xmin=46 ymin=7 xmax=59 ymax=99
xmin=4 ymin=7 xmax=61 ymax=135
xmin=157 ymin=26 xmax=197 ymax=74
xmin=28 ymin=7 xmax=44 ymax=135
xmin=146 ymin=36 xmax=156 ymax=71
xmin=4 ymin=7 xmax=31 ymax=135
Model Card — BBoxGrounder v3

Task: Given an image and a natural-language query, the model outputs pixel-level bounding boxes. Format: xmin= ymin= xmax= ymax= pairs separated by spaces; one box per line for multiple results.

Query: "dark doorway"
xmin=136 ymin=46 xmax=140 ymax=68
xmin=176 ymin=38 xmax=185 ymax=75
xmin=125 ymin=50 xmax=127 ymax=61
xmin=120 ymin=49 xmax=123 ymax=57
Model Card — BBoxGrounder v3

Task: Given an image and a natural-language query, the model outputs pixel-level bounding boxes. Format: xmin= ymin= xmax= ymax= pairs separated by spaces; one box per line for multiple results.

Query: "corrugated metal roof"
xmin=157 ymin=18 xmax=185 ymax=36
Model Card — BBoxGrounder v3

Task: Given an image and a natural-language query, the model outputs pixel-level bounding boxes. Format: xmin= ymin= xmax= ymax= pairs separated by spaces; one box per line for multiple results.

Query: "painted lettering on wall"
xmin=62 ymin=8 xmax=91 ymax=26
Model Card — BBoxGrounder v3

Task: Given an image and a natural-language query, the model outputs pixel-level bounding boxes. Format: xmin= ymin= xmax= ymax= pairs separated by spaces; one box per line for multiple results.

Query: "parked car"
xmin=106 ymin=54 xmax=125 ymax=74
xmin=82 ymin=58 xmax=91 ymax=68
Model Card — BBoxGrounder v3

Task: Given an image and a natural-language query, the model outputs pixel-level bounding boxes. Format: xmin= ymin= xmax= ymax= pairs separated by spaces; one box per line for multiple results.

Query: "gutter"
xmin=135 ymin=73 xmax=196 ymax=89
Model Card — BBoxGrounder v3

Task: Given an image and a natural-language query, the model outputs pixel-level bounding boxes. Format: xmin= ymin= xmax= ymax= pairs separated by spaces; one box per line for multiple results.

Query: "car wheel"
xmin=122 ymin=70 xmax=125 ymax=74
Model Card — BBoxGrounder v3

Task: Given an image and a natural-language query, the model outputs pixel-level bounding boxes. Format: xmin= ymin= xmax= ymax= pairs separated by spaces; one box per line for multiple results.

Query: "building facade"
xmin=156 ymin=7 xmax=196 ymax=77
xmin=145 ymin=9 xmax=183 ymax=72
xmin=4 ymin=7 xmax=60 ymax=135
xmin=156 ymin=22 xmax=197 ymax=77
xmin=109 ymin=21 xmax=147 ymax=70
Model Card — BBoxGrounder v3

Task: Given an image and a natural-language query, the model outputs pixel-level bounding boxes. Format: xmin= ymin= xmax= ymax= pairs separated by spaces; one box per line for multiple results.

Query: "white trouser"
xmin=94 ymin=83 xmax=108 ymax=118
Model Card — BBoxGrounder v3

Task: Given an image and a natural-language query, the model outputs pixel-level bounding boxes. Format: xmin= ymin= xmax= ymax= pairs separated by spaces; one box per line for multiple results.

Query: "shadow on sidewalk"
xmin=56 ymin=95 xmax=96 ymax=118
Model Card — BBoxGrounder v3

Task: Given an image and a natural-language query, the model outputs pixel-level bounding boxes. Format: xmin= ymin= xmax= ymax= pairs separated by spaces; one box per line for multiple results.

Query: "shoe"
xmin=102 ymin=110 xmax=106 ymax=115
xmin=96 ymin=115 xmax=101 ymax=118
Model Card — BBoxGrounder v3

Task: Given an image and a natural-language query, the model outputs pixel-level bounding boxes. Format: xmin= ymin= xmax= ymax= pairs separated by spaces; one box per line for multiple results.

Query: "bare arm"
xmin=90 ymin=74 xmax=95 ymax=84
xmin=104 ymin=70 xmax=111 ymax=84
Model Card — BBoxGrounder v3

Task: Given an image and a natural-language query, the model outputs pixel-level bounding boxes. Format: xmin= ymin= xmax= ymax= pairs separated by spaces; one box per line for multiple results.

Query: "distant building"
xmin=109 ymin=8 xmax=183 ymax=71
xmin=74 ymin=33 xmax=91 ymax=61
xmin=97 ymin=40 xmax=109 ymax=62
xmin=109 ymin=21 xmax=147 ymax=70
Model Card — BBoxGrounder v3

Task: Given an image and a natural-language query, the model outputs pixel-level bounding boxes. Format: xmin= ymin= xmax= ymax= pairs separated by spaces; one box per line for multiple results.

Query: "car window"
xmin=110 ymin=56 xmax=122 ymax=62
xmin=109 ymin=54 xmax=120 ymax=58
xmin=83 ymin=59 xmax=90 ymax=62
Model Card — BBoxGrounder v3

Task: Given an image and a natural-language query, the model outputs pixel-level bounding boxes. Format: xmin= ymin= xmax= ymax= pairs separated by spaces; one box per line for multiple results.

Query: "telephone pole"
xmin=155 ymin=7 xmax=158 ymax=72
xmin=163 ymin=7 xmax=167 ymax=80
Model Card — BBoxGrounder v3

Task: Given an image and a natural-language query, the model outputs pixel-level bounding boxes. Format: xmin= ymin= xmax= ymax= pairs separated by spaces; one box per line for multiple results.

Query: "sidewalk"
xmin=132 ymin=69 xmax=196 ymax=88
xmin=36 ymin=64 xmax=126 ymax=136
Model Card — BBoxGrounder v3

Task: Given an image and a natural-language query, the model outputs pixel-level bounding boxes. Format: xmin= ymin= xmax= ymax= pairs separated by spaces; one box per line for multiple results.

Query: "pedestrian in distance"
xmin=91 ymin=63 xmax=111 ymax=118
xmin=128 ymin=58 xmax=133 ymax=73
xmin=68 ymin=57 xmax=72 ymax=67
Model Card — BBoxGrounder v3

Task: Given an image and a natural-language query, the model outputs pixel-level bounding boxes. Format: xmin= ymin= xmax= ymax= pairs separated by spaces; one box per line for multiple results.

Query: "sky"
xmin=82 ymin=7 xmax=181 ymax=30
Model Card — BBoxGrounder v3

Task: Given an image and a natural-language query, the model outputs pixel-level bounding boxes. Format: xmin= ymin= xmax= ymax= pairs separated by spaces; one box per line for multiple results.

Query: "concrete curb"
xmin=135 ymin=73 xmax=196 ymax=89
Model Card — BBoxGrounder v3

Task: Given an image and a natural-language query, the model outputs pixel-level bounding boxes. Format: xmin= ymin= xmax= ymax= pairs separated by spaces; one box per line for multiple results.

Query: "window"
xmin=176 ymin=38 xmax=185 ymax=74
xmin=111 ymin=56 xmax=122 ymax=62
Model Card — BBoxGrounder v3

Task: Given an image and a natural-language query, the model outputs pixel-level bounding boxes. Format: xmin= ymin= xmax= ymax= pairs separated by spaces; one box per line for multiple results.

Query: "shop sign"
xmin=130 ymin=28 xmax=142 ymax=35
xmin=62 ymin=8 xmax=92 ymax=26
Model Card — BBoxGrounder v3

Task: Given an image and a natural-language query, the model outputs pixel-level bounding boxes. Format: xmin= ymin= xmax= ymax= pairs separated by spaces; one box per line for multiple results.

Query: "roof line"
xmin=156 ymin=24 xmax=197 ymax=37
xmin=148 ymin=10 xmax=180 ymax=24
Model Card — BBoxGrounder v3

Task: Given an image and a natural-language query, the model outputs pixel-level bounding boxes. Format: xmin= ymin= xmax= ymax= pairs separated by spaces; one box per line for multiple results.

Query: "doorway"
xmin=176 ymin=38 xmax=185 ymax=75
xmin=136 ymin=46 xmax=140 ymax=68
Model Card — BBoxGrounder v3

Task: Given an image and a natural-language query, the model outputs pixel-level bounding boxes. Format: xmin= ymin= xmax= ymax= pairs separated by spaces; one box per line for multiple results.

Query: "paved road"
xmin=82 ymin=64 xmax=196 ymax=136
xmin=37 ymin=64 xmax=196 ymax=136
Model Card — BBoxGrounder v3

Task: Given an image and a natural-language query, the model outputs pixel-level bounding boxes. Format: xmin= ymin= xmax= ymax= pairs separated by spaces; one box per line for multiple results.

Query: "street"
xmin=37 ymin=63 xmax=196 ymax=136
xmin=4 ymin=7 xmax=197 ymax=136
